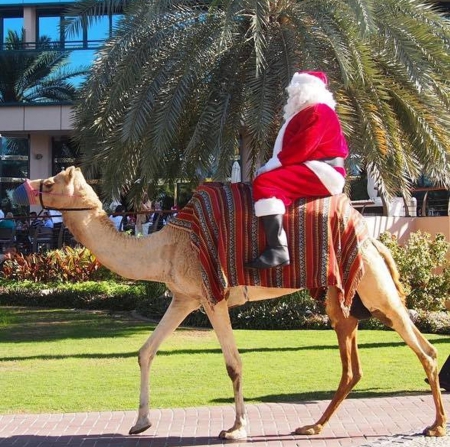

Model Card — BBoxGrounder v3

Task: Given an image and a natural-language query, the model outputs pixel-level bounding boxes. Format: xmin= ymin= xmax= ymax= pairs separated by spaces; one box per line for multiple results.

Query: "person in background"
xmin=246 ymin=71 xmax=349 ymax=270
xmin=0 ymin=212 xmax=16 ymax=230
xmin=135 ymin=194 xmax=152 ymax=235
xmin=29 ymin=211 xmax=42 ymax=230
xmin=170 ymin=203 xmax=178 ymax=219
xmin=42 ymin=211 xmax=54 ymax=229
xmin=151 ymin=202 xmax=165 ymax=230
xmin=0 ymin=208 xmax=4 ymax=220
xmin=109 ymin=204 xmax=127 ymax=231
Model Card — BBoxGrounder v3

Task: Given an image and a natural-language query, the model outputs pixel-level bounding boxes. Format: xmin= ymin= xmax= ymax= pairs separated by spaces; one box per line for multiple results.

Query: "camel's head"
xmin=13 ymin=166 xmax=101 ymax=211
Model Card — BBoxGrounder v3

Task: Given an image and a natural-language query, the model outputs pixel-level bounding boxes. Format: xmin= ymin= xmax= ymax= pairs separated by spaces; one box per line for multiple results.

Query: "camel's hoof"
xmin=218 ymin=428 xmax=247 ymax=440
xmin=295 ymin=424 xmax=323 ymax=436
xmin=423 ymin=425 xmax=446 ymax=437
xmin=129 ymin=420 xmax=152 ymax=435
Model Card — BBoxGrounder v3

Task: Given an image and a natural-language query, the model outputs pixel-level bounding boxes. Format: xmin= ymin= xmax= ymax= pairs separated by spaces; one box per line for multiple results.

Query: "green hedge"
xmin=0 ymin=279 xmax=163 ymax=311
xmin=0 ymin=279 xmax=448 ymax=333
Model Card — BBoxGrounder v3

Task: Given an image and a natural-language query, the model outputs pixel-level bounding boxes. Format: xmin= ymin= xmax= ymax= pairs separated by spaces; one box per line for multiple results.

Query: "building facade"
xmin=0 ymin=0 xmax=121 ymax=211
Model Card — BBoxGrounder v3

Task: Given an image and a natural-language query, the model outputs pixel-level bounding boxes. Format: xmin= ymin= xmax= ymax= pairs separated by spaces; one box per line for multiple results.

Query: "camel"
xmin=14 ymin=166 xmax=447 ymax=440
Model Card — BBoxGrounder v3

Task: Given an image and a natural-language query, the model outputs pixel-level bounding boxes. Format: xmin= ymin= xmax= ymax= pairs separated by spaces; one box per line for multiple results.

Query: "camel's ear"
xmin=64 ymin=166 xmax=79 ymax=184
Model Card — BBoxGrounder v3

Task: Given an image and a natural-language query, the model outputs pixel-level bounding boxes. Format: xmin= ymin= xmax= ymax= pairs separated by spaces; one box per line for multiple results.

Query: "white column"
xmin=23 ymin=7 xmax=37 ymax=48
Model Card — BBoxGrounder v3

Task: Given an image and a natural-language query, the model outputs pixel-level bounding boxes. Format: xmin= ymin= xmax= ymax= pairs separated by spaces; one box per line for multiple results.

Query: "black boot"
xmin=245 ymin=214 xmax=290 ymax=269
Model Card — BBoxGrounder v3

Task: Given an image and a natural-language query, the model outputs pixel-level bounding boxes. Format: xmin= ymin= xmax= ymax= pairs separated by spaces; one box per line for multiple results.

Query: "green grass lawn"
xmin=0 ymin=306 xmax=449 ymax=414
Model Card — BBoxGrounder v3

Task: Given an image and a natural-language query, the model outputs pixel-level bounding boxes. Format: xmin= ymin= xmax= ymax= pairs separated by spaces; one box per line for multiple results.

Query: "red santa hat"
xmin=283 ymin=70 xmax=335 ymax=119
xmin=290 ymin=71 xmax=328 ymax=87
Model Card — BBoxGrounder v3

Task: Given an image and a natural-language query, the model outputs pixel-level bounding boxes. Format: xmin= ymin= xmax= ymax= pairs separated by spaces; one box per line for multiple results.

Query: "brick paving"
xmin=0 ymin=394 xmax=449 ymax=447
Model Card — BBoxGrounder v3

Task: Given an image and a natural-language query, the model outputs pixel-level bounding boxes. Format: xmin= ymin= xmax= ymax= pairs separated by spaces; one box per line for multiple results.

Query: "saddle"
xmin=169 ymin=182 xmax=370 ymax=316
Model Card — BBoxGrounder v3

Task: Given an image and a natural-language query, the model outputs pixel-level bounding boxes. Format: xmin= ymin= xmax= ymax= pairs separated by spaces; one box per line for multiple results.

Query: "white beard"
xmin=283 ymin=83 xmax=336 ymax=121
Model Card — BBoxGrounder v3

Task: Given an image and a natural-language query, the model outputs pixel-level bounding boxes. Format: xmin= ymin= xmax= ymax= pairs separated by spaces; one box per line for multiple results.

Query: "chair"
xmin=0 ymin=227 xmax=15 ymax=252
xmin=57 ymin=223 xmax=78 ymax=248
xmin=32 ymin=226 xmax=54 ymax=253
xmin=52 ymin=222 xmax=63 ymax=248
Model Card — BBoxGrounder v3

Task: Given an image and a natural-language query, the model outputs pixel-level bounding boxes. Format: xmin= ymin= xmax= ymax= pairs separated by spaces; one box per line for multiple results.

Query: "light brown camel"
xmin=16 ymin=167 xmax=447 ymax=440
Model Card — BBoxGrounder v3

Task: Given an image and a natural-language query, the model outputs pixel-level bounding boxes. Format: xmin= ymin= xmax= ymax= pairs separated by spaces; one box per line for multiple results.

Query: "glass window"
xmin=0 ymin=0 xmax=73 ymax=5
xmin=63 ymin=15 xmax=85 ymax=48
xmin=67 ymin=48 xmax=95 ymax=86
xmin=2 ymin=17 xmax=23 ymax=45
xmin=87 ymin=15 xmax=110 ymax=43
xmin=52 ymin=136 xmax=80 ymax=174
xmin=0 ymin=136 xmax=29 ymax=214
xmin=38 ymin=15 xmax=61 ymax=42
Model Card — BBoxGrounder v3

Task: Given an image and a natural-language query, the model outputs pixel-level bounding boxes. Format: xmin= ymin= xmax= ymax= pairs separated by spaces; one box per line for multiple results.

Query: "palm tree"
xmin=69 ymin=0 xmax=450 ymax=204
xmin=0 ymin=29 xmax=87 ymax=103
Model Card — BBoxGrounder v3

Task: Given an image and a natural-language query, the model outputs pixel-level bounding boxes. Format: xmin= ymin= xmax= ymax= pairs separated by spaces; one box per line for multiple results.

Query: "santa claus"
xmin=246 ymin=71 xmax=349 ymax=270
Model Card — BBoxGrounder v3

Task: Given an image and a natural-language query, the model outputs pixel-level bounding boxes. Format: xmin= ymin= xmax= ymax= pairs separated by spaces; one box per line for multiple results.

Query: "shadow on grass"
xmin=0 ymin=307 xmax=154 ymax=343
xmin=1 ymin=307 xmax=449 ymax=352
xmin=212 ymin=388 xmax=448 ymax=405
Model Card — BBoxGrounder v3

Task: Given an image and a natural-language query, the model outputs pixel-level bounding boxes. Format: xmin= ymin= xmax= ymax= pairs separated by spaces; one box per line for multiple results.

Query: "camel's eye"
xmin=42 ymin=180 xmax=54 ymax=192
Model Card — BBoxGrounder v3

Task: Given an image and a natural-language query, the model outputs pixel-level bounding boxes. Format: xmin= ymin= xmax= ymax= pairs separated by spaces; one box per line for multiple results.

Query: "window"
xmin=1 ymin=15 xmax=23 ymax=48
xmin=52 ymin=136 xmax=79 ymax=174
xmin=0 ymin=135 xmax=29 ymax=213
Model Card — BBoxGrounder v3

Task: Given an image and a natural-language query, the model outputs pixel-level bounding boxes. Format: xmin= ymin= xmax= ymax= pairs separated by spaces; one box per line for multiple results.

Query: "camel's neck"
xmin=62 ymin=209 xmax=178 ymax=283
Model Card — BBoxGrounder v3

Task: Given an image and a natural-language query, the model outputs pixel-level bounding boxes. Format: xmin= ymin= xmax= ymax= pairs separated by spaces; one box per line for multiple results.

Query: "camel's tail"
xmin=370 ymin=238 xmax=407 ymax=305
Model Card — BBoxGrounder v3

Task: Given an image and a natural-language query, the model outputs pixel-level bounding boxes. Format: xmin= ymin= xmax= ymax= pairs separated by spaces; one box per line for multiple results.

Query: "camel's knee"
xmin=342 ymin=369 xmax=362 ymax=387
xmin=425 ymin=343 xmax=438 ymax=362
xmin=419 ymin=352 xmax=439 ymax=375
xmin=352 ymin=369 xmax=363 ymax=385
xmin=138 ymin=347 xmax=155 ymax=368
xmin=226 ymin=359 xmax=242 ymax=382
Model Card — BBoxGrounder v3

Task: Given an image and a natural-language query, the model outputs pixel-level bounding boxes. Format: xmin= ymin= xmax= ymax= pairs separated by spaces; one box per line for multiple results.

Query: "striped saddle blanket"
xmin=168 ymin=182 xmax=370 ymax=315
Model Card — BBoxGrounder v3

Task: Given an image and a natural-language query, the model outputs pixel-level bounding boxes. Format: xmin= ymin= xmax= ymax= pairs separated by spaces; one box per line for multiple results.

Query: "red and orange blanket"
xmin=168 ymin=183 xmax=370 ymax=315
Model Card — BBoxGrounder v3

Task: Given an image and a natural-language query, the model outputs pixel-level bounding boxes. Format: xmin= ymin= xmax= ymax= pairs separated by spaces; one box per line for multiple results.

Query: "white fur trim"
xmin=254 ymin=198 xmax=286 ymax=217
xmin=290 ymin=72 xmax=326 ymax=86
xmin=304 ymin=160 xmax=345 ymax=195
xmin=260 ymin=113 xmax=296 ymax=173
xmin=263 ymin=156 xmax=282 ymax=172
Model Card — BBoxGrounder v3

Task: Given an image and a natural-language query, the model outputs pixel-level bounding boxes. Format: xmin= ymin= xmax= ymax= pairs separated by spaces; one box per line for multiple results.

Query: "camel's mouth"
xmin=12 ymin=180 xmax=40 ymax=206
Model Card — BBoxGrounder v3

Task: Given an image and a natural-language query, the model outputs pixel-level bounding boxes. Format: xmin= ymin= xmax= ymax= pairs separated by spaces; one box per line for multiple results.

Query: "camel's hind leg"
xmin=296 ymin=287 xmax=361 ymax=435
xmin=129 ymin=293 xmax=201 ymax=435
xmin=203 ymin=299 xmax=247 ymax=440
xmin=357 ymin=242 xmax=447 ymax=437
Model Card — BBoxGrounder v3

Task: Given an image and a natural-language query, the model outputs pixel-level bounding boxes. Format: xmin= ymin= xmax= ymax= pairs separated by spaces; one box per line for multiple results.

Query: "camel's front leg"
xmin=296 ymin=288 xmax=361 ymax=435
xmin=129 ymin=294 xmax=200 ymax=435
xmin=203 ymin=299 xmax=247 ymax=440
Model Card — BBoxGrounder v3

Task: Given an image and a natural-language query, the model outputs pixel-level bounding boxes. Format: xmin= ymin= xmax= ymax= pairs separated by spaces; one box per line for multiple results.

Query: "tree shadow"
xmin=0 ymin=431 xmax=393 ymax=447
xmin=211 ymin=388 xmax=449 ymax=405
xmin=0 ymin=434 xmax=226 ymax=447
xmin=0 ymin=307 xmax=154 ymax=343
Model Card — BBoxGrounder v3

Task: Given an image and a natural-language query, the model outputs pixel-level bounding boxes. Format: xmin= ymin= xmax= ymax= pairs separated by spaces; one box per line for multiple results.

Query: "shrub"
xmin=0 ymin=279 xmax=163 ymax=311
xmin=1 ymin=246 xmax=102 ymax=283
xmin=378 ymin=231 xmax=450 ymax=311
xmin=135 ymin=289 xmax=329 ymax=330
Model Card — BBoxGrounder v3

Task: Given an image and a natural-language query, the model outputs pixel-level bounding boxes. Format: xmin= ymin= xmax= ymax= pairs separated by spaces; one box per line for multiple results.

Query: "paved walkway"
xmin=1 ymin=394 xmax=449 ymax=447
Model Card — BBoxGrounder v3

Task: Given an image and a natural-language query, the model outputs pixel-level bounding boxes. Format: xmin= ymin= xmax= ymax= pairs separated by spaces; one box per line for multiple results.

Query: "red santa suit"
xmin=253 ymin=72 xmax=348 ymax=217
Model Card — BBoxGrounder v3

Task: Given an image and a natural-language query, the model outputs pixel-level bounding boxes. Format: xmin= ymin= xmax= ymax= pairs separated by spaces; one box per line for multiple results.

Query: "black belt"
xmin=319 ymin=157 xmax=345 ymax=168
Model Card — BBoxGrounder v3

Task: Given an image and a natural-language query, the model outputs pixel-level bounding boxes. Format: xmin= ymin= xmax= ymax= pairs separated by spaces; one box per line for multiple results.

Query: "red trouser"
xmin=253 ymin=164 xmax=346 ymax=206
